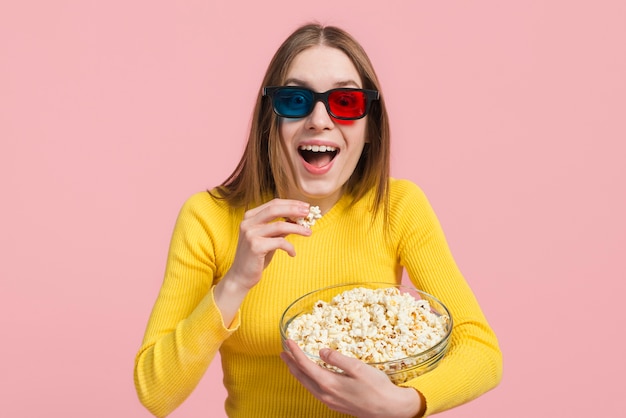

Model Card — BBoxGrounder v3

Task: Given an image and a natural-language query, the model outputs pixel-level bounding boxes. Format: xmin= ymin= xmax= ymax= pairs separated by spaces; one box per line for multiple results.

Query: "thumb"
xmin=319 ymin=348 xmax=364 ymax=375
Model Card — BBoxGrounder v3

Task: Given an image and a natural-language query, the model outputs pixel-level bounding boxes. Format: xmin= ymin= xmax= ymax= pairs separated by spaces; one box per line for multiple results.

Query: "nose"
xmin=305 ymin=101 xmax=334 ymax=131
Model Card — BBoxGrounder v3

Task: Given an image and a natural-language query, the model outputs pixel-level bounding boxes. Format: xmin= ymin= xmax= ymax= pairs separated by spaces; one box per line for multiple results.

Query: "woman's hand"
xmin=214 ymin=199 xmax=312 ymax=325
xmin=227 ymin=198 xmax=312 ymax=288
xmin=281 ymin=340 xmax=425 ymax=418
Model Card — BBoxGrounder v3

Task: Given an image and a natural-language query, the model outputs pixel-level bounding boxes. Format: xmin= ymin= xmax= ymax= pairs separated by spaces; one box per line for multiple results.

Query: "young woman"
xmin=134 ymin=23 xmax=502 ymax=418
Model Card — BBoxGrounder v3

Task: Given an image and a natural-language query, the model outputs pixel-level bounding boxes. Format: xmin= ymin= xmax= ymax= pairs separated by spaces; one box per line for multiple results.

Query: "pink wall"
xmin=2 ymin=1 xmax=624 ymax=416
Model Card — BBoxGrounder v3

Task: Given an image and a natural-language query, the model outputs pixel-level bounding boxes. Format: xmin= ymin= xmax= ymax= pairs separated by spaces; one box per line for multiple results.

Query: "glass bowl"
xmin=279 ymin=282 xmax=452 ymax=384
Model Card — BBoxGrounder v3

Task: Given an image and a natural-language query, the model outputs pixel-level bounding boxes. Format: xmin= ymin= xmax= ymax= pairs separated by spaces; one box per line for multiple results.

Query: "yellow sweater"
xmin=134 ymin=179 xmax=502 ymax=417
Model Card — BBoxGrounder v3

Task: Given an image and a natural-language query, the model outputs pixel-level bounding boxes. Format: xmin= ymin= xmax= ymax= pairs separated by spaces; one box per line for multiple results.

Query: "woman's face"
xmin=278 ymin=45 xmax=368 ymax=212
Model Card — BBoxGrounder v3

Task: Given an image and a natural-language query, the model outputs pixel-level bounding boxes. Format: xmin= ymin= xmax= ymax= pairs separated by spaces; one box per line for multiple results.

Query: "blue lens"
xmin=273 ymin=88 xmax=313 ymax=117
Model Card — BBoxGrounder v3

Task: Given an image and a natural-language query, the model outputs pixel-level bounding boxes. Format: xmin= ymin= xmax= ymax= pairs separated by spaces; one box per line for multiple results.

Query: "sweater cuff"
xmin=210 ymin=285 xmax=241 ymax=332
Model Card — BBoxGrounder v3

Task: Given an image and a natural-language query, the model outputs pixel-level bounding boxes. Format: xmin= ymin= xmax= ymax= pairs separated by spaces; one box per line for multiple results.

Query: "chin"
xmin=296 ymin=184 xmax=341 ymax=200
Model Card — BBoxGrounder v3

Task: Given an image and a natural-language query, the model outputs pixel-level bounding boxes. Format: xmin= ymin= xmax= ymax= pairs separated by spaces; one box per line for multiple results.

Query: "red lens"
xmin=328 ymin=90 xmax=366 ymax=118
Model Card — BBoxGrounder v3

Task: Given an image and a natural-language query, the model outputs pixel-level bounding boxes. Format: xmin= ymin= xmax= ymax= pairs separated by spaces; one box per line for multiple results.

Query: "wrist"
xmin=214 ymin=275 xmax=249 ymax=326
xmin=396 ymin=387 xmax=425 ymax=418
xmin=415 ymin=390 xmax=426 ymax=417
xmin=218 ymin=273 xmax=251 ymax=296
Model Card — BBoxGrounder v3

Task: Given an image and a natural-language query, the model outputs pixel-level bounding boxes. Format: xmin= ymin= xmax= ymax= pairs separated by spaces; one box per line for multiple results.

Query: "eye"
xmin=329 ymin=91 xmax=366 ymax=117
xmin=273 ymin=89 xmax=313 ymax=116
xmin=333 ymin=93 xmax=358 ymax=108
xmin=281 ymin=91 xmax=311 ymax=111
xmin=289 ymin=94 xmax=308 ymax=107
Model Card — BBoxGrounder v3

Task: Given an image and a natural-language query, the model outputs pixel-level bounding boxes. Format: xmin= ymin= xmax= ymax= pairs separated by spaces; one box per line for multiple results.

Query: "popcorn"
xmin=294 ymin=205 xmax=322 ymax=228
xmin=285 ymin=286 xmax=450 ymax=382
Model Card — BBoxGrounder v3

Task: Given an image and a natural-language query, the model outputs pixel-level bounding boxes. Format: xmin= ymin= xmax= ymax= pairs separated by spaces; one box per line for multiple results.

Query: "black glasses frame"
xmin=263 ymin=86 xmax=380 ymax=120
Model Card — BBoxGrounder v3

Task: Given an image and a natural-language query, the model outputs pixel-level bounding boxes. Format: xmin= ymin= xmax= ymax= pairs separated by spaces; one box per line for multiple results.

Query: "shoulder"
xmin=177 ymin=190 xmax=243 ymax=226
xmin=388 ymin=178 xmax=430 ymax=207
xmin=387 ymin=178 xmax=439 ymax=228
xmin=181 ymin=190 xmax=225 ymax=212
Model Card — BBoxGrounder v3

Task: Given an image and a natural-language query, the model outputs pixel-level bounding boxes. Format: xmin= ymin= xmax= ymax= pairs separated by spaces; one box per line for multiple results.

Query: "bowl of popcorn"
xmin=280 ymin=282 xmax=452 ymax=384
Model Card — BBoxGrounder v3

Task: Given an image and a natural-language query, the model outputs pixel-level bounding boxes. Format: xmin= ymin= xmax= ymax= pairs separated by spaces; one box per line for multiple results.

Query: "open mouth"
xmin=298 ymin=144 xmax=338 ymax=168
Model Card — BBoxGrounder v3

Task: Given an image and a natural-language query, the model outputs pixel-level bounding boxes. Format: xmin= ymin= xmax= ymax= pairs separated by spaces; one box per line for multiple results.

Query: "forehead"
xmin=286 ymin=45 xmax=362 ymax=88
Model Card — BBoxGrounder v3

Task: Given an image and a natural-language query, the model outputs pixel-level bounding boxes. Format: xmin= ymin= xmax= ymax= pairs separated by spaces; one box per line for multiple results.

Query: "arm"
xmin=134 ymin=194 xmax=314 ymax=417
xmin=395 ymin=181 xmax=503 ymax=415
xmin=133 ymin=194 xmax=237 ymax=417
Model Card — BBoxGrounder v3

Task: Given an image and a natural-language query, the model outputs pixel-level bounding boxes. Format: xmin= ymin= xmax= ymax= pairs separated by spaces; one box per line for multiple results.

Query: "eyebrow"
xmin=283 ymin=78 xmax=361 ymax=89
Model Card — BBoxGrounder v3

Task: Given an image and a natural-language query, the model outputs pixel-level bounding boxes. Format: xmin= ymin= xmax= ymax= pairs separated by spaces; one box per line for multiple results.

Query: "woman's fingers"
xmin=227 ymin=199 xmax=314 ymax=289
xmin=241 ymin=217 xmax=312 ymax=243
xmin=281 ymin=340 xmax=337 ymax=402
xmin=284 ymin=340 xmax=381 ymax=383
xmin=281 ymin=340 xmax=415 ymax=417
xmin=318 ymin=348 xmax=377 ymax=379
xmin=244 ymin=199 xmax=311 ymax=224
xmin=280 ymin=347 xmax=322 ymax=393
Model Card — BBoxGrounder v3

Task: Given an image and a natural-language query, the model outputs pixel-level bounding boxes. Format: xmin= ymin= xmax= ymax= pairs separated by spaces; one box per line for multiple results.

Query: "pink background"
xmin=2 ymin=1 xmax=625 ymax=417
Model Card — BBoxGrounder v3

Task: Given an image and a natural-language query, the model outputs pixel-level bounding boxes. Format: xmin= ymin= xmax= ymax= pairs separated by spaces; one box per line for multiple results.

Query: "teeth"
xmin=299 ymin=145 xmax=337 ymax=152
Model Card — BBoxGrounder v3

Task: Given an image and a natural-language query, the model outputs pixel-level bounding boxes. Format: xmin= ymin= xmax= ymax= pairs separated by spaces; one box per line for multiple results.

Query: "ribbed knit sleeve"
xmin=389 ymin=179 xmax=503 ymax=416
xmin=134 ymin=192 xmax=241 ymax=417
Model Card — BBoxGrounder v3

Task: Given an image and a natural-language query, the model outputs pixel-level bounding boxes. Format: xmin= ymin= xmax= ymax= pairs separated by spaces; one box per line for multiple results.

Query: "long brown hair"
xmin=214 ymin=23 xmax=391 ymax=218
